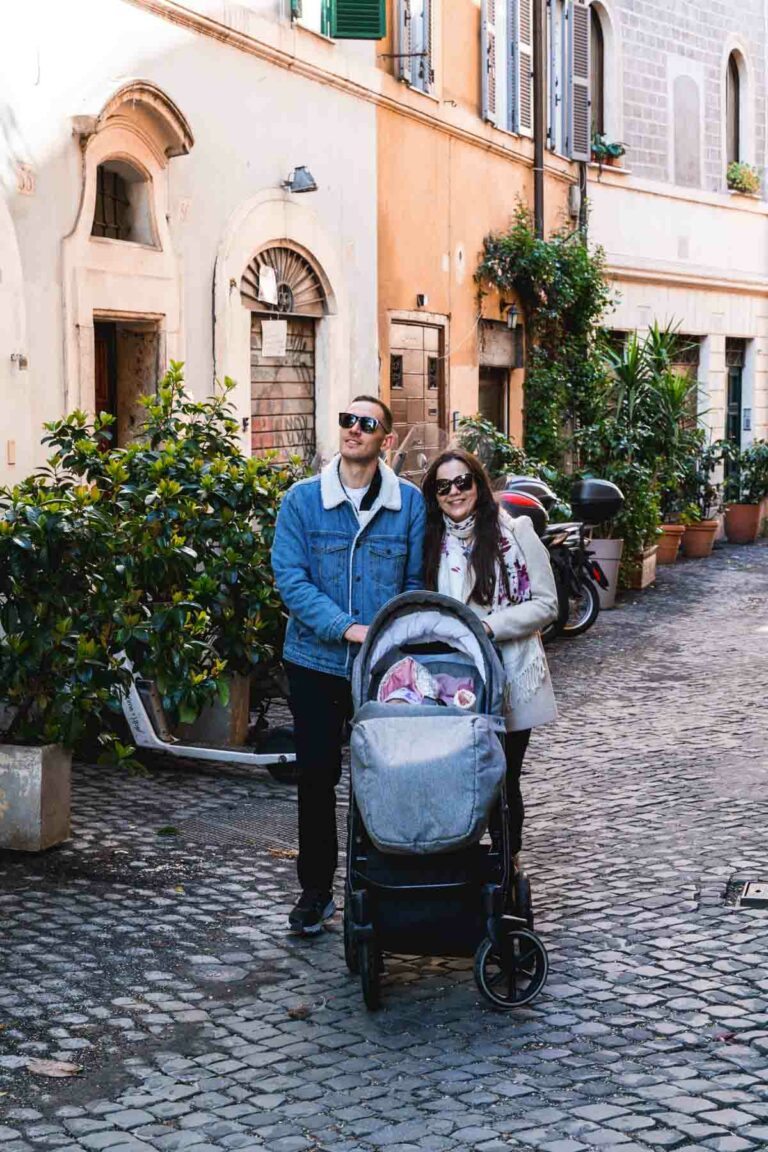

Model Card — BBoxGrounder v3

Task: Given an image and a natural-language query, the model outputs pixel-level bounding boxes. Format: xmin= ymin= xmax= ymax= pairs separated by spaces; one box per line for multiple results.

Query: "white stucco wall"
xmin=589 ymin=172 xmax=768 ymax=445
xmin=0 ymin=0 xmax=378 ymax=484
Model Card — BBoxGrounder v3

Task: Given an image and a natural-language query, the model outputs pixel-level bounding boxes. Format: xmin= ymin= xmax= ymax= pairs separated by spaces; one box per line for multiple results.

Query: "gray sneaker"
xmin=288 ymin=890 xmax=336 ymax=936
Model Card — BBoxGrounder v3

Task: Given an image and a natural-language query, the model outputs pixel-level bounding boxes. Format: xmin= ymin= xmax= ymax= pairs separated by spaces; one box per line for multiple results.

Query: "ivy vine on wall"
xmin=476 ymin=204 xmax=615 ymax=467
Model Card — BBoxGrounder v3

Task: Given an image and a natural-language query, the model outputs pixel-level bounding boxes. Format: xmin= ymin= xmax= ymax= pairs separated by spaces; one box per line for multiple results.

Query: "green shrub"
xmin=0 ymin=363 xmax=303 ymax=747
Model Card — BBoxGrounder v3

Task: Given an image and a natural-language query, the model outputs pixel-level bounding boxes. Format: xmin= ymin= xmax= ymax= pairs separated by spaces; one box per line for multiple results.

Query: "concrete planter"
xmin=0 ymin=743 xmax=72 ymax=851
xmin=624 ymin=544 xmax=659 ymax=590
xmin=590 ymin=538 xmax=623 ymax=610
xmin=175 ymin=674 xmax=251 ymax=747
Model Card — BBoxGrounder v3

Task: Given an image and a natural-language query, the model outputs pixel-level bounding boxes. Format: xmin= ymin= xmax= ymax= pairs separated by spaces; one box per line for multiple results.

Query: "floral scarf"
xmin=438 ymin=512 xmax=547 ymax=710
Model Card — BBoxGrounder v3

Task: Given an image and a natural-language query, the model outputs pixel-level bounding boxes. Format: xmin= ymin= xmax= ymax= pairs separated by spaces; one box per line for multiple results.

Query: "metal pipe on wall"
xmin=532 ymin=0 xmax=546 ymax=238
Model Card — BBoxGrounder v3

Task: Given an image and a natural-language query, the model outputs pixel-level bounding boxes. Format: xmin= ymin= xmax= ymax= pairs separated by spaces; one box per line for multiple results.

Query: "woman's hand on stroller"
xmin=344 ymin=623 xmax=369 ymax=645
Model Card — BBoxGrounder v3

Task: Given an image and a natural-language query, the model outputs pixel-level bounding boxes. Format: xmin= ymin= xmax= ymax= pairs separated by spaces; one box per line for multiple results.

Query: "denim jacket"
xmin=272 ymin=455 xmax=426 ymax=678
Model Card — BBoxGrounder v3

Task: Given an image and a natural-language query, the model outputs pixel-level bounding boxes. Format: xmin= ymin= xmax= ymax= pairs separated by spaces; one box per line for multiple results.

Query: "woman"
xmin=422 ymin=448 xmax=559 ymax=861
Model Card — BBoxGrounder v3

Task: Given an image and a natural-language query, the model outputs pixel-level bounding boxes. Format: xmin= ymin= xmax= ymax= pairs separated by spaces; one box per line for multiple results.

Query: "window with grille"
xmin=391 ymin=354 xmax=404 ymax=389
xmin=92 ymin=167 xmax=131 ymax=240
xmin=91 ymin=161 xmax=156 ymax=246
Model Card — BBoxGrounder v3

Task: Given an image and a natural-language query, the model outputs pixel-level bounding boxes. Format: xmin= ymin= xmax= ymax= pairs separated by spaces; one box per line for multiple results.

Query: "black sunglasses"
xmin=339 ymin=412 xmax=384 ymax=435
xmin=435 ymin=472 xmax=475 ymax=496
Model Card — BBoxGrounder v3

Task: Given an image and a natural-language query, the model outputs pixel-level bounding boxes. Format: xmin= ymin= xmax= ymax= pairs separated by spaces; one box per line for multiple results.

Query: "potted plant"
xmin=724 ymin=440 xmax=768 ymax=544
xmin=0 ymin=480 xmax=130 ymax=850
xmin=726 ymin=162 xmax=761 ymax=196
xmin=679 ymin=441 xmax=726 ymax=558
xmin=592 ymin=132 xmax=626 ymax=170
xmin=42 ymin=365 xmax=301 ymax=746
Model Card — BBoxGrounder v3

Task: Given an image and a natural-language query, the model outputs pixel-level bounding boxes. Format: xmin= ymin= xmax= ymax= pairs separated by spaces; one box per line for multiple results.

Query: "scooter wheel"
xmin=474 ymin=930 xmax=548 ymax=1010
xmin=561 ymin=576 xmax=600 ymax=638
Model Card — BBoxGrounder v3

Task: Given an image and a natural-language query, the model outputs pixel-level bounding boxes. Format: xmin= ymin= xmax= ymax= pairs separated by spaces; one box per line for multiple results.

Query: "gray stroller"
xmin=344 ymin=591 xmax=549 ymax=1011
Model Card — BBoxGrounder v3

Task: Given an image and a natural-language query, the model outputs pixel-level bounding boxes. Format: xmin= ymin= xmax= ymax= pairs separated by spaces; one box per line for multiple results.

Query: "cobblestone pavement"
xmin=2 ymin=542 xmax=768 ymax=1152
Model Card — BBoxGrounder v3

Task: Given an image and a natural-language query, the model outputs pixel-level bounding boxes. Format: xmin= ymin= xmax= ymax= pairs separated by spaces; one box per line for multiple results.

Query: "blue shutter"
xmin=396 ymin=0 xmax=411 ymax=81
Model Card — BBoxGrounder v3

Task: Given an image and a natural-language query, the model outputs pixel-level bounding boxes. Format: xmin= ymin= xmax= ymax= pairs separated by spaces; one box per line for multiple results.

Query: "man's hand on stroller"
xmin=344 ymin=624 xmax=369 ymax=645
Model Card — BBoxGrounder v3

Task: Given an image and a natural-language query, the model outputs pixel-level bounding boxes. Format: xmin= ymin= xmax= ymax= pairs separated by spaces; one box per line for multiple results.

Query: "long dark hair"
xmin=422 ymin=448 xmax=511 ymax=607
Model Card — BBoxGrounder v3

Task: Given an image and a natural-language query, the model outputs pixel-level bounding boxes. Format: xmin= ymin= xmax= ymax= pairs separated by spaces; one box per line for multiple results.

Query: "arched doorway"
xmin=240 ymin=244 xmax=328 ymax=464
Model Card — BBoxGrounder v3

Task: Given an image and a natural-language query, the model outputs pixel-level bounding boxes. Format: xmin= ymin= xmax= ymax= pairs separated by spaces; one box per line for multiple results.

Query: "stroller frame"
xmin=344 ymin=592 xmax=549 ymax=1011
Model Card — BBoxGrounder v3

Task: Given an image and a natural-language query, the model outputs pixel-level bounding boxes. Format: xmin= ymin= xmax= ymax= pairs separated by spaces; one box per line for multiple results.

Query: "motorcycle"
xmin=496 ymin=476 xmax=623 ymax=641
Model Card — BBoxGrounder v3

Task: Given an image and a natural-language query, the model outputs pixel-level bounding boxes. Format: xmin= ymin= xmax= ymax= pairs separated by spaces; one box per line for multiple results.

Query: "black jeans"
xmin=504 ymin=728 xmax=531 ymax=855
xmin=285 ymin=661 xmax=352 ymax=895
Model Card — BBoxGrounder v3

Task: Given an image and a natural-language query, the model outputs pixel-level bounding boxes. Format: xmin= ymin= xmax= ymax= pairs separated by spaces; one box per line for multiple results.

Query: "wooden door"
xmin=389 ymin=321 xmax=444 ymax=459
xmin=250 ymin=316 xmax=316 ymax=464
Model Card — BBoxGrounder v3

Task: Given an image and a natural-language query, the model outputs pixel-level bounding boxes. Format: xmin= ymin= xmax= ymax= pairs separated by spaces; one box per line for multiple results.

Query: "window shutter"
xmin=330 ymin=0 xmax=386 ymax=39
xmin=396 ymin=0 xmax=411 ymax=81
xmin=511 ymin=0 xmax=533 ymax=134
xmin=482 ymin=0 xmax=498 ymax=124
xmin=422 ymin=0 xmax=434 ymax=90
xmin=568 ymin=0 xmax=591 ymax=160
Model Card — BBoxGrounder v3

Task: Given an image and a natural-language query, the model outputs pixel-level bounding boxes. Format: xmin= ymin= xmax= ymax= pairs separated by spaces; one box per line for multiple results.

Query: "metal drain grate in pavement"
xmin=177 ymin=801 xmax=347 ymax=851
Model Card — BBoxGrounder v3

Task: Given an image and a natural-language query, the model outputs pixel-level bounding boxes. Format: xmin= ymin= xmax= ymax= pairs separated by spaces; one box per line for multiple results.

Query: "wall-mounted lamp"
xmin=10 ymin=352 xmax=28 ymax=370
xmin=499 ymin=300 xmax=519 ymax=330
xmin=282 ymin=166 xmax=318 ymax=194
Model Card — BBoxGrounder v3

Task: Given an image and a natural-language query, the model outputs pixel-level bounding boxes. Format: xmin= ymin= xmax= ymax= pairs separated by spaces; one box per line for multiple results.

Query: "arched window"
xmin=726 ymin=51 xmax=741 ymax=165
xmin=91 ymin=160 xmax=156 ymax=246
xmin=590 ymin=5 xmax=605 ymax=136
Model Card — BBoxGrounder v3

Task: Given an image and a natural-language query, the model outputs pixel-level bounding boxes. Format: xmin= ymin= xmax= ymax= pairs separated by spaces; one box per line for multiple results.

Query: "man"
xmin=272 ymin=396 xmax=426 ymax=935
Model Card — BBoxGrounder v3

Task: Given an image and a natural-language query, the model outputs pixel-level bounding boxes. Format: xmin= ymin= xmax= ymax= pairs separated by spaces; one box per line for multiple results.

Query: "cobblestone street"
xmin=2 ymin=542 xmax=768 ymax=1152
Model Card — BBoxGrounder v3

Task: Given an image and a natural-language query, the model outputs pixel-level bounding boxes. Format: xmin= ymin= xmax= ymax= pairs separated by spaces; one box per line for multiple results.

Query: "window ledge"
xmin=727 ymin=187 xmax=761 ymax=199
xmin=293 ymin=19 xmax=335 ymax=44
xmin=589 ymin=161 xmax=631 ymax=176
xmin=398 ymin=78 xmax=439 ymax=104
xmin=89 ymin=235 xmax=162 ymax=252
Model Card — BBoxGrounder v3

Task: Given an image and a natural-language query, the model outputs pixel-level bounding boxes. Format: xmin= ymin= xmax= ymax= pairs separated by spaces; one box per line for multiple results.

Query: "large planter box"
xmin=0 ymin=743 xmax=72 ymax=851
xmin=590 ymin=538 xmax=623 ymax=609
xmin=175 ymin=674 xmax=251 ymax=747
xmin=725 ymin=503 xmax=762 ymax=545
xmin=682 ymin=519 xmax=719 ymax=559
xmin=624 ymin=544 xmax=658 ymax=590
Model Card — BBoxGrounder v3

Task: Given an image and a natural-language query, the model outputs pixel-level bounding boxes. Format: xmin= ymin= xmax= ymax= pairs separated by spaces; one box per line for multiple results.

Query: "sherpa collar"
xmin=320 ymin=454 xmax=402 ymax=513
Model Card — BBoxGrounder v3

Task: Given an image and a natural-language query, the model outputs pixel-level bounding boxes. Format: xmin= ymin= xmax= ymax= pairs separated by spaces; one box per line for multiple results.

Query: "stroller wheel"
xmin=514 ymin=871 xmax=534 ymax=931
xmin=359 ymin=938 xmax=382 ymax=1011
xmin=343 ymin=896 xmax=359 ymax=975
xmin=474 ymin=930 xmax=548 ymax=1010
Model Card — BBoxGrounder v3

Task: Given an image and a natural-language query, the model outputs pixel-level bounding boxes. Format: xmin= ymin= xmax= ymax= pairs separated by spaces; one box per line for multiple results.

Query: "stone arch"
xmin=720 ymin=38 xmax=754 ymax=173
xmin=214 ymin=190 xmax=347 ymax=458
xmin=63 ymin=80 xmax=193 ymax=416
xmin=588 ymin=0 xmax=623 ymax=145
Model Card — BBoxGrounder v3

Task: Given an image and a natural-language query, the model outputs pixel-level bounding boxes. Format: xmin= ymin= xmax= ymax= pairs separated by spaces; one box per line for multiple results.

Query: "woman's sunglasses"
xmin=435 ymin=473 xmax=475 ymax=496
xmin=339 ymin=412 xmax=384 ymax=435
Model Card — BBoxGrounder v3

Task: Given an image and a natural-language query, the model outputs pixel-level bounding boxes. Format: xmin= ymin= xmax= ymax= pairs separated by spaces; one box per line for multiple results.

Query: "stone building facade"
xmin=0 ymin=0 xmax=379 ymax=485
xmin=588 ymin=0 xmax=768 ymax=448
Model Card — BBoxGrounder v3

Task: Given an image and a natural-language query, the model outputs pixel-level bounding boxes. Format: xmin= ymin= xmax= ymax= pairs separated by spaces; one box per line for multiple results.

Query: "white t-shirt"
xmin=345 ymin=483 xmax=374 ymax=528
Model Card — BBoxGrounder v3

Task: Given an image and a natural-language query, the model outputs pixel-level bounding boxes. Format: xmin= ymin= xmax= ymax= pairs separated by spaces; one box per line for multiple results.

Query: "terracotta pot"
xmin=725 ymin=503 xmax=762 ymax=545
xmin=681 ymin=519 xmax=719 ymax=559
xmin=589 ymin=538 xmax=624 ymax=609
xmin=624 ymin=544 xmax=658 ymax=590
xmin=657 ymin=524 xmax=685 ymax=564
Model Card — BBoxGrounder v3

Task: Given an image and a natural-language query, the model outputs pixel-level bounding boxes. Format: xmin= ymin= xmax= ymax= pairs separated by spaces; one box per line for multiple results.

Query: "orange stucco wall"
xmin=377 ymin=0 xmax=572 ymax=445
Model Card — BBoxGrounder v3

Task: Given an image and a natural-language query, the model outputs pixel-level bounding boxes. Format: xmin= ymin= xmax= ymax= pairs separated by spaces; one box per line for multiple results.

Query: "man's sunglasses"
xmin=435 ymin=473 xmax=475 ymax=496
xmin=339 ymin=412 xmax=384 ymax=434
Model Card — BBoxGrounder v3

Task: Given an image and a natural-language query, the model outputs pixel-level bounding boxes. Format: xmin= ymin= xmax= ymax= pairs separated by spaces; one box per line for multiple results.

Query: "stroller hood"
xmin=352 ymin=591 xmax=507 ymax=715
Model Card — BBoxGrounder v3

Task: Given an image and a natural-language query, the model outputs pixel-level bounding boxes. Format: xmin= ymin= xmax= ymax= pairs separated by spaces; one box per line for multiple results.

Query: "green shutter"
xmin=330 ymin=0 xmax=386 ymax=39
